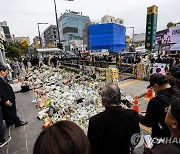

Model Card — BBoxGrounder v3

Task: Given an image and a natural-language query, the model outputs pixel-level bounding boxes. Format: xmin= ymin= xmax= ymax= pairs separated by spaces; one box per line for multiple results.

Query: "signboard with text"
xmin=156 ymin=29 xmax=170 ymax=45
xmin=145 ymin=5 xmax=158 ymax=50
xmin=169 ymin=25 xmax=180 ymax=44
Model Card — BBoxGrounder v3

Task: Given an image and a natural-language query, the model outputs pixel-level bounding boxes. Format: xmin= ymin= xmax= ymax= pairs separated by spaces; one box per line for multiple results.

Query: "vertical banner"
xmin=145 ymin=5 xmax=158 ymax=50
xmin=136 ymin=63 xmax=146 ymax=80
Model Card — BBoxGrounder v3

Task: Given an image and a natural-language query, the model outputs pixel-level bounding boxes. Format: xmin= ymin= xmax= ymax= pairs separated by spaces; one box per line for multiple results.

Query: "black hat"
xmin=147 ymin=73 xmax=168 ymax=89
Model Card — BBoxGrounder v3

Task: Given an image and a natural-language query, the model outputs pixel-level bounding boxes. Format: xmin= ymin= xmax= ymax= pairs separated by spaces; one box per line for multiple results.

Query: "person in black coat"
xmin=144 ymin=97 xmax=180 ymax=154
xmin=0 ymin=92 xmax=11 ymax=147
xmin=139 ymin=73 xmax=180 ymax=139
xmin=87 ymin=83 xmax=140 ymax=154
xmin=0 ymin=65 xmax=28 ymax=127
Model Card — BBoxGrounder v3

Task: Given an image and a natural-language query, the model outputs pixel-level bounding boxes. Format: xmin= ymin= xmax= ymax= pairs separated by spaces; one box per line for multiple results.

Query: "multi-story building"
xmin=0 ymin=21 xmax=12 ymax=42
xmin=43 ymin=25 xmax=58 ymax=47
xmin=133 ymin=33 xmax=145 ymax=46
xmin=15 ymin=36 xmax=30 ymax=45
xmin=82 ymin=16 xmax=124 ymax=51
xmin=83 ymin=22 xmax=91 ymax=50
xmin=89 ymin=23 xmax=126 ymax=52
xmin=0 ymin=27 xmax=7 ymax=64
xmin=82 ymin=20 xmax=100 ymax=50
xmin=58 ymin=11 xmax=90 ymax=51
xmin=33 ymin=36 xmax=40 ymax=45
xmin=101 ymin=15 xmax=124 ymax=25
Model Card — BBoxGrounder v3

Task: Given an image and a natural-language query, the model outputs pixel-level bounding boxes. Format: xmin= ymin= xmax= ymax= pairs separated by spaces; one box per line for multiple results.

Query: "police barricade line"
xmin=60 ymin=60 xmax=158 ymax=80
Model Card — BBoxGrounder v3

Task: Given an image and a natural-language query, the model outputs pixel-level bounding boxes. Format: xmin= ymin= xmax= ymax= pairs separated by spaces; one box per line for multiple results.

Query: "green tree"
xmin=5 ymin=45 xmax=21 ymax=58
xmin=5 ymin=41 xmax=29 ymax=58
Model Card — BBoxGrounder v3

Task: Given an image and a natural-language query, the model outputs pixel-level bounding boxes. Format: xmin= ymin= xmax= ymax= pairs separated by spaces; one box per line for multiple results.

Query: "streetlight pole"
xmin=53 ymin=0 xmax=61 ymax=45
xmin=37 ymin=23 xmax=48 ymax=47
xmin=53 ymin=0 xmax=74 ymax=48
xmin=37 ymin=24 xmax=41 ymax=47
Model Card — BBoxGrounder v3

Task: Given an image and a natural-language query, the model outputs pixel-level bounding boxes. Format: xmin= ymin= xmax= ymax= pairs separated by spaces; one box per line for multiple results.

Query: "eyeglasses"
xmin=165 ymin=107 xmax=174 ymax=118
xmin=165 ymin=107 xmax=170 ymax=114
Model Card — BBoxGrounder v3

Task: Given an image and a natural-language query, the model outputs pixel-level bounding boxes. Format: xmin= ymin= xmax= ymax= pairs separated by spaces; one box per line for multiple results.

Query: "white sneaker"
xmin=0 ymin=136 xmax=11 ymax=148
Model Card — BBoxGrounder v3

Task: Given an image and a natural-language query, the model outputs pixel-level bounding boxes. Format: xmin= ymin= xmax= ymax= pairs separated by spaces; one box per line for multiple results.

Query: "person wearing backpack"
xmin=139 ymin=73 xmax=180 ymax=139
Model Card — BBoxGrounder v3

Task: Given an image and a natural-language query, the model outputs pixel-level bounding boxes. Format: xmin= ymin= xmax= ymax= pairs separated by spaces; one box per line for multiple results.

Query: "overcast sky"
xmin=0 ymin=0 xmax=180 ymax=43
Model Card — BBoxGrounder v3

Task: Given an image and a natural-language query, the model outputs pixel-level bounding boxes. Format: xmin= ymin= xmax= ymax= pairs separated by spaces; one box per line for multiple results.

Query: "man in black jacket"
xmin=144 ymin=97 xmax=180 ymax=154
xmin=88 ymin=83 xmax=140 ymax=154
xmin=0 ymin=65 xmax=28 ymax=127
xmin=0 ymin=92 xmax=11 ymax=147
xmin=139 ymin=73 xmax=180 ymax=138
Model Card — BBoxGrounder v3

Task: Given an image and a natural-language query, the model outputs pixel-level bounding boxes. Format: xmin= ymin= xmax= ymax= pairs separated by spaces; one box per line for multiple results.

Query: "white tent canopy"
xmin=170 ymin=44 xmax=180 ymax=51
xmin=36 ymin=48 xmax=61 ymax=53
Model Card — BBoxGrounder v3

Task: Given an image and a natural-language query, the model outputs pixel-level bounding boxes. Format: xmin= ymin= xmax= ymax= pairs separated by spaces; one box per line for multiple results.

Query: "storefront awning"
xmin=36 ymin=48 xmax=61 ymax=53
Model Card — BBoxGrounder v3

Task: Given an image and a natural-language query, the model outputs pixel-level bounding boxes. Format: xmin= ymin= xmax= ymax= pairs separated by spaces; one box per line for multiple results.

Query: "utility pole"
xmin=37 ymin=24 xmax=42 ymax=47
xmin=37 ymin=23 xmax=48 ymax=47
xmin=53 ymin=0 xmax=61 ymax=45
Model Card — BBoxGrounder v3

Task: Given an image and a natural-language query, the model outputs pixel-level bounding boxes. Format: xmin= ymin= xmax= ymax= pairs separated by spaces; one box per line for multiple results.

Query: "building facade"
xmin=83 ymin=22 xmax=91 ymax=50
xmin=58 ymin=11 xmax=90 ymax=51
xmin=0 ymin=21 xmax=12 ymax=42
xmin=33 ymin=36 xmax=40 ymax=45
xmin=82 ymin=20 xmax=100 ymax=50
xmin=0 ymin=27 xmax=7 ymax=64
xmin=133 ymin=33 xmax=145 ymax=46
xmin=101 ymin=15 xmax=124 ymax=25
xmin=43 ymin=25 xmax=58 ymax=47
xmin=89 ymin=23 xmax=126 ymax=52
xmin=15 ymin=36 xmax=30 ymax=45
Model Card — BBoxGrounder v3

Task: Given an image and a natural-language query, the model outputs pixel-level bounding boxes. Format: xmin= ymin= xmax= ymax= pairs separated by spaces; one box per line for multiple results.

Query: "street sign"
xmin=145 ymin=5 xmax=158 ymax=50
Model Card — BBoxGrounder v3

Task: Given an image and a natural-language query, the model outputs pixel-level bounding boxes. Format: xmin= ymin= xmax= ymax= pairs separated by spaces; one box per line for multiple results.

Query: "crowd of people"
xmin=0 ymin=54 xmax=180 ymax=153
xmin=32 ymin=73 xmax=180 ymax=154
xmin=61 ymin=51 xmax=179 ymax=66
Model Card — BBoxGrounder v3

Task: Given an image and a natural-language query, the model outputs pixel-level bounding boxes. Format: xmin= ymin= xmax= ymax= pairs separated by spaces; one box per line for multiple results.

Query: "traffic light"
xmin=57 ymin=43 xmax=63 ymax=50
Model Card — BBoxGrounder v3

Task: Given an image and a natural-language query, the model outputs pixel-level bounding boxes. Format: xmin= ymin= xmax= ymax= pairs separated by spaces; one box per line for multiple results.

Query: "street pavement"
xmin=0 ymin=78 xmax=151 ymax=154
xmin=119 ymin=78 xmax=152 ymax=134
xmin=119 ymin=78 xmax=149 ymax=98
xmin=0 ymin=90 xmax=42 ymax=154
